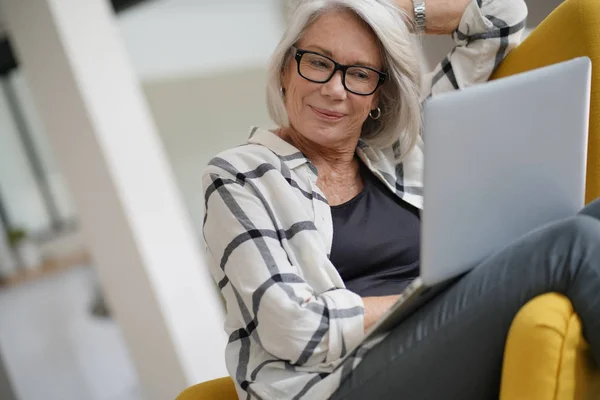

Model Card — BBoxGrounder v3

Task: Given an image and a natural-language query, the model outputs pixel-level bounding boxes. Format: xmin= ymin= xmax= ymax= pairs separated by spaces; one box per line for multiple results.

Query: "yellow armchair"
xmin=492 ymin=0 xmax=600 ymax=398
xmin=176 ymin=377 xmax=236 ymax=400
xmin=500 ymin=294 xmax=600 ymax=399
xmin=178 ymin=0 xmax=600 ymax=398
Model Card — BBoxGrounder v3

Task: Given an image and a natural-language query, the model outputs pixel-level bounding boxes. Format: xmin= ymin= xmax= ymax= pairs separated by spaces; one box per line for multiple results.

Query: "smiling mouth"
xmin=310 ymin=106 xmax=345 ymax=121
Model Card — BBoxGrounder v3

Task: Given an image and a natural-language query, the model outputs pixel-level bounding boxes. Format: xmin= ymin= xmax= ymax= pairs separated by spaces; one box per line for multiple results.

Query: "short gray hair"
xmin=266 ymin=0 xmax=422 ymax=159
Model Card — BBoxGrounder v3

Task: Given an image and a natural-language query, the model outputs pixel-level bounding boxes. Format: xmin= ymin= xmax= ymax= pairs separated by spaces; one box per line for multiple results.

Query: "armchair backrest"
xmin=491 ymin=0 xmax=600 ymax=204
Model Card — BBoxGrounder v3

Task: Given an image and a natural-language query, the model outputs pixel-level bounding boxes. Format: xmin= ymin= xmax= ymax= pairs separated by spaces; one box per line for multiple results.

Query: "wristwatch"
xmin=412 ymin=0 xmax=426 ymax=35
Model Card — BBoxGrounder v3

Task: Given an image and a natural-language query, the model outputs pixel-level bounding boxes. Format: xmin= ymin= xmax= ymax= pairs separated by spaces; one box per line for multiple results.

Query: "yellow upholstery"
xmin=501 ymin=294 xmax=600 ymax=400
xmin=490 ymin=0 xmax=600 ymax=204
xmin=494 ymin=2 xmax=600 ymax=394
xmin=177 ymin=0 xmax=600 ymax=398
xmin=175 ymin=377 xmax=236 ymax=400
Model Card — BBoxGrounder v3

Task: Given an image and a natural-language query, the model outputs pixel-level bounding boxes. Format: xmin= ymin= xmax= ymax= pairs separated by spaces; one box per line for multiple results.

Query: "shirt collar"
xmin=356 ymin=138 xmax=380 ymax=163
xmin=247 ymin=127 xmax=310 ymax=170
xmin=247 ymin=126 xmax=380 ymax=170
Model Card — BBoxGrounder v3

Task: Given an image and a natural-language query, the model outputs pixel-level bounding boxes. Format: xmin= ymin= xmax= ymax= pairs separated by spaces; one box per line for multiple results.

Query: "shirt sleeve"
xmin=202 ymin=170 xmax=365 ymax=367
xmin=421 ymin=0 xmax=528 ymax=100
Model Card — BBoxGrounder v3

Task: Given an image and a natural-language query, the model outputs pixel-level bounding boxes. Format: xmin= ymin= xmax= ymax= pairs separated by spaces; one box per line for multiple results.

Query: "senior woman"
xmin=202 ymin=0 xmax=600 ymax=398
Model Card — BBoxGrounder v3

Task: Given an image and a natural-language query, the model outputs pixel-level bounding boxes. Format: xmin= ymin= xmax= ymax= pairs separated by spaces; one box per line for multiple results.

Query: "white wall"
xmin=143 ymin=67 xmax=274 ymax=234
xmin=117 ymin=0 xmax=285 ymax=81
xmin=115 ymin=0 xmax=286 ymax=235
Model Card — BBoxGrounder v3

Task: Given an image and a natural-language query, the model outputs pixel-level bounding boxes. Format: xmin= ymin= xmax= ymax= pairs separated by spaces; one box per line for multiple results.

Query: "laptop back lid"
xmin=421 ymin=57 xmax=591 ymax=286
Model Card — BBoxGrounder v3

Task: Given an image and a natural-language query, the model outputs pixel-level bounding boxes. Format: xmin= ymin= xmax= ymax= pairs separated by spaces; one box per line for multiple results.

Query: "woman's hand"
xmin=396 ymin=0 xmax=473 ymax=35
xmin=362 ymin=295 xmax=401 ymax=332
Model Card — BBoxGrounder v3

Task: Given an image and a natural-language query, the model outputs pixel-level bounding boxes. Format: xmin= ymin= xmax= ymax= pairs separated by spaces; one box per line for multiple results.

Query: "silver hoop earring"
xmin=369 ymin=107 xmax=381 ymax=120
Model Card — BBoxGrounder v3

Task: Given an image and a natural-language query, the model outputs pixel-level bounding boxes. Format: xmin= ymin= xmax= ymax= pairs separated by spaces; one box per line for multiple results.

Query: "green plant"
xmin=6 ymin=228 xmax=26 ymax=248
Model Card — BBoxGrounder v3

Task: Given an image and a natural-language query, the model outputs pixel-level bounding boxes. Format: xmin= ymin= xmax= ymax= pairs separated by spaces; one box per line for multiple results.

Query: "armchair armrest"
xmin=500 ymin=293 xmax=600 ymax=399
xmin=176 ymin=377 xmax=237 ymax=400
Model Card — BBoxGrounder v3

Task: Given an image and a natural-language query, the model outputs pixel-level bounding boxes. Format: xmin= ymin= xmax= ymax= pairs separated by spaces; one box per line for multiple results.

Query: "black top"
xmin=330 ymin=160 xmax=421 ymax=297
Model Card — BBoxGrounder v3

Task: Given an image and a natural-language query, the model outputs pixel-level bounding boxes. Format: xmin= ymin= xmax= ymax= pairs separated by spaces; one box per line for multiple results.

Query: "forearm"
xmin=362 ymin=295 xmax=400 ymax=332
xmin=420 ymin=0 xmax=527 ymax=97
xmin=395 ymin=0 xmax=472 ymax=35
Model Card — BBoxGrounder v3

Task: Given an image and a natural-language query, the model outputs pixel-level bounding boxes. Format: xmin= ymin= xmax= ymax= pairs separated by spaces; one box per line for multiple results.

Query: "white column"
xmin=0 ymin=0 xmax=227 ymax=398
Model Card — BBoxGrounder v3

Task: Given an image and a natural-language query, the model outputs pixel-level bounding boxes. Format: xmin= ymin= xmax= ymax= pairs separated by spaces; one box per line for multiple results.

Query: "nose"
xmin=320 ymin=70 xmax=347 ymax=100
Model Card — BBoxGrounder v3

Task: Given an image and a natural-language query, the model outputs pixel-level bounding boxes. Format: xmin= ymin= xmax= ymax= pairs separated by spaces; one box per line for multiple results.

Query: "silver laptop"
xmin=345 ymin=57 xmax=591 ymax=354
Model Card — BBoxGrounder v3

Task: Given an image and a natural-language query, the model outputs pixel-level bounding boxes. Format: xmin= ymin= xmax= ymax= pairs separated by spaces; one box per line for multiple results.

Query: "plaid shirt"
xmin=202 ymin=0 xmax=527 ymax=398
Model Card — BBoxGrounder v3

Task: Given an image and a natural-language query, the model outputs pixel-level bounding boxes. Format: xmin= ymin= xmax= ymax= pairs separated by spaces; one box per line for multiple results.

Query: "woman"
xmin=202 ymin=0 xmax=600 ymax=398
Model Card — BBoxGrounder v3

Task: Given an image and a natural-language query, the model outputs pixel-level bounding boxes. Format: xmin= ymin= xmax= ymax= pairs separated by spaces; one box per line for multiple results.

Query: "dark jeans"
xmin=331 ymin=198 xmax=600 ymax=400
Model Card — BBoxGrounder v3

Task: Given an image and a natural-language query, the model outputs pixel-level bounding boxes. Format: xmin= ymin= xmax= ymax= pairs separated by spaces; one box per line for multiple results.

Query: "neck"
xmin=277 ymin=126 xmax=359 ymax=174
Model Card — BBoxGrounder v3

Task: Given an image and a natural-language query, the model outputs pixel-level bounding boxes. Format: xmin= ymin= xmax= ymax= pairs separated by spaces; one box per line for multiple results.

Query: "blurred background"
xmin=0 ymin=0 xmax=563 ymax=399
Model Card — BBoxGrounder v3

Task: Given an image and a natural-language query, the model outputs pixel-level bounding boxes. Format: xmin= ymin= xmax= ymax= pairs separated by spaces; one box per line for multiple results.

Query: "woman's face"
xmin=281 ymin=9 xmax=383 ymax=149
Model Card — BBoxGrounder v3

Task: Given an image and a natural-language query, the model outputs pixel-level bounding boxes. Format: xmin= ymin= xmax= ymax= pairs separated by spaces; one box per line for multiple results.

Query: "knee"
xmin=578 ymin=197 xmax=600 ymax=220
xmin=554 ymin=215 xmax=600 ymax=254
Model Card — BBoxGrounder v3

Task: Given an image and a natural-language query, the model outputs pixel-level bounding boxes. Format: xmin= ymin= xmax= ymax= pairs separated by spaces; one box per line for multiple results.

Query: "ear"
xmin=370 ymin=90 xmax=380 ymax=112
xmin=280 ymin=70 xmax=287 ymax=92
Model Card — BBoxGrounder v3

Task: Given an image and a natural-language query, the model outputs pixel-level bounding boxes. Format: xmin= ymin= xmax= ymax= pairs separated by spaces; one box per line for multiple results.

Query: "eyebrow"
xmin=303 ymin=45 xmax=381 ymax=70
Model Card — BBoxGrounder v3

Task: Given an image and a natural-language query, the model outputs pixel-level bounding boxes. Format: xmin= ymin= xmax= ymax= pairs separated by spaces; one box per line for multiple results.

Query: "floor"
xmin=0 ymin=265 xmax=143 ymax=400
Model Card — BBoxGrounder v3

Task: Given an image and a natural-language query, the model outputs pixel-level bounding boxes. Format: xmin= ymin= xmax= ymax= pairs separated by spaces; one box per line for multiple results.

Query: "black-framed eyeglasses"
xmin=291 ymin=47 xmax=386 ymax=96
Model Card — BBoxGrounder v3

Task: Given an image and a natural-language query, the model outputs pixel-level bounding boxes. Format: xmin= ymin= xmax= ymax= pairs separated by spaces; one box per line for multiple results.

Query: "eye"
xmin=349 ymin=68 xmax=372 ymax=81
xmin=309 ymin=59 xmax=330 ymax=69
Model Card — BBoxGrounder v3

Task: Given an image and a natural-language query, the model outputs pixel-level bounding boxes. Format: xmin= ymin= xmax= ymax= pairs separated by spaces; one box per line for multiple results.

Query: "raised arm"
xmin=396 ymin=0 xmax=473 ymax=35
xmin=398 ymin=0 xmax=529 ymax=98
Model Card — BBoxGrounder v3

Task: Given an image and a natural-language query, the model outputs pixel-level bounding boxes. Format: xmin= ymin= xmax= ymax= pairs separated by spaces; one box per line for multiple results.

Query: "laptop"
xmin=342 ymin=56 xmax=592 ymax=357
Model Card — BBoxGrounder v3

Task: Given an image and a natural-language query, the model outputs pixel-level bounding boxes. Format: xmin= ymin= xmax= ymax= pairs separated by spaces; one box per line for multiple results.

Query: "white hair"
xmin=267 ymin=0 xmax=423 ymax=159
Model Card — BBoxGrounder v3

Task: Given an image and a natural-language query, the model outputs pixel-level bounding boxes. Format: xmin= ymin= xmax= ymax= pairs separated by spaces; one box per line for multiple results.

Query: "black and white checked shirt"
xmin=202 ymin=1 xmax=527 ymax=398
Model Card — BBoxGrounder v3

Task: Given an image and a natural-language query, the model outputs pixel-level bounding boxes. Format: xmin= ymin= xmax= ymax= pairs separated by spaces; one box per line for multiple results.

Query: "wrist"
xmin=412 ymin=0 xmax=427 ymax=35
xmin=397 ymin=0 xmax=427 ymax=35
